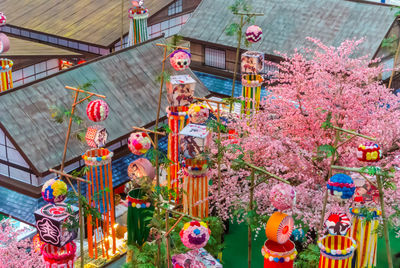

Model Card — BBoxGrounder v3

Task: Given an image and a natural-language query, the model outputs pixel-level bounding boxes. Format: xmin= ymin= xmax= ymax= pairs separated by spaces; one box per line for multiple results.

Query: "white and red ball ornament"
xmin=357 ymin=142 xmax=382 ymax=162
xmin=179 ymin=221 xmax=211 ymax=249
xmin=86 ymin=99 xmax=109 ymax=122
xmin=0 ymin=33 xmax=10 ymax=54
xmin=188 ymin=103 xmax=209 ymax=124
xmin=0 ymin=13 xmax=6 ymax=26
xmin=128 ymin=132 xmax=152 ymax=155
xmin=85 ymin=125 xmax=108 ymax=148
xmin=170 ymin=50 xmax=191 ymax=71
xmin=269 ymin=183 xmax=296 ymax=211
xmin=245 ymin=25 xmax=262 ymax=43
xmin=324 ymin=212 xmax=351 ymax=236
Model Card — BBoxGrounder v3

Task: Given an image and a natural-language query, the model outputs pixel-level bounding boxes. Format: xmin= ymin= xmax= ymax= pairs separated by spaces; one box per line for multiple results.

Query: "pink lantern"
xmin=246 ymin=25 xmax=263 ymax=43
xmin=86 ymin=99 xmax=109 ymax=122
xmin=128 ymin=132 xmax=152 ymax=155
xmin=170 ymin=49 xmax=191 ymax=71
xmin=0 ymin=13 xmax=6 ymax=26
xmin=127 ymin=158 xmax=155 ymax=182
xmin=269 ymin=184 xmax=296 ymax=211
xmin=0 ymin=33 xmax=10 ymax=53
xmin=85 ymin=125 xmax=108 ymax=148
xmin=179 ymin=221 xmax=211 ymax=249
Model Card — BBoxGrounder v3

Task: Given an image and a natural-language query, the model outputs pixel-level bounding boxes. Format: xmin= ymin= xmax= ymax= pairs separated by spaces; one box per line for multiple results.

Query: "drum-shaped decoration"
xmin=127 ymin=158 xmax=155 ymax=183
xmin=324 ymin=213 xmax=351 ymax=236
xmin=327 ymin=173 xmax=355 ymax=200
xmin=246 ymin=25 xmax=262 ymax=43
xmin=0 ymin=13 xmax=6 ymax=26
xmin=167 ymin=75 xmax=196 ymax=107
xmin=241 ymin=51 xmax=264 ymax=74
xmin=41 ymin=179 xmax=68 ymax=204
xmin=0 ymin=33 xmax=10 ymax=54
xmin=41 ymin=241 xmax=76 ymax=268
xmin=188 ymin=103 xmax=209 ymax=124
xmin=85 ymin=125 xmax=108 ymax=148
xmin=128 ymin=132 xmax=152 ymax=155
xmin=86 ymin=99 xmax=109 ymax=122
xmin=0 ymin=58 xmax=13 ymax=92
xmin=357 ymin=142 xmax=382 ymax=162
xmin=318 ymin=235 xmax=357 ymax=268
xmin=269 ymin=184 xmax=296 ymax=211
xmin=179 ymin=221 xmax=211 ymax=249
xmin=170 ymin=49 xmax=191 ymax=71
xmin=261 ymin=240 xmax=297 ymax=268
xmin=265 ymin=212 xmax=294 ymax=244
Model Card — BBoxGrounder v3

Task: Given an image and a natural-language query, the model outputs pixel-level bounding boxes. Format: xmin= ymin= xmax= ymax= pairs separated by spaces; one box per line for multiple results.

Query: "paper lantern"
xmin=188 ymin=103 xmax=209 ymax=124
xmin=85 ymin=125 xmax=108 ymax=148
xmin=0 ymin=13 xmax=6 ymax=26
xmin=324 ymin=213 xmax=351 ymax=236
xmin=327 ymin=173 xmax=355 ymax=200
xmin=41 ymin=241 xmax=76 ymax=268
xmin=166 ymin=75 xmax=196 ymax=107
xmin=34 ymin=203 xmax=79 ymax=247
xmin=127 ymin=158 xmax=155 ymax=183
xmin=41 ymin=179 xmax=67 ymax=204
xmin=241 ymin=51 xmax=264 ymax=74
xmin=357 ymin=142 xmax=382 ymax=162
xmin=269 ymin=184 xmax=296 ymax=211
xmin=179 ymin=123 xmax=211 ymax=159
xmin=128 ymin=132 xmax=152 ymax=155
xmin=265 ymin=212 xmax=294 ymax=244
xmin=86 ymin=99 xmax=109 ymax=122
xmin=318 ymin=235 xmax=357 ymax=268
xmin=179 ymin=221 xmax=211 ymax=249
xmin=290 ymin=228 xmax=304 ymax=242
xmin=170 ymin=49 xmax=191 ymax=71
xmin=353 ymin=176 xmax=379 ymax=205
xmin=0 ymin=33 xmax=10 ymax=54
xmin=261 ymin=240 xmax=297 ymax=268
xmin=246 ymin=25 xmax=262 ymax=43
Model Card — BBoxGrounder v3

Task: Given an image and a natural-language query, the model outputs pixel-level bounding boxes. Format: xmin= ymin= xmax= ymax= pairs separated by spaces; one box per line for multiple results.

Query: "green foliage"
xmin=294 ymin=243 xmax=320 ymax=268
xmin=206 ymin=119 xmax=228 ymax=134
xmin=126 ymin=241 xmax=165 ymax=267
xmin=225 ymin=23 xmax=240 ymax=36
xmin=144 ymin=148 xmax=173 ymax=168
xmin=381 ymin=34 xmax=398 ymax=54
xmin=316 ymin=144 xmax=336 ymax=160
xmin=225 ymin=0 xmax=256 ymax=47
xmin=156 ymin=71 xmax=171 ymax=83
xmin=321 ymin=111 xmax=333 ymax=130
xmin=160 ymin=123 xmax=172 ymax=134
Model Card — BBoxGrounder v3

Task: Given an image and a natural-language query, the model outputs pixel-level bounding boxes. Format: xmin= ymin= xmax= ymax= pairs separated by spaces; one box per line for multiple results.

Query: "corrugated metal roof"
xmin=180 ymin=0 xmax=395 ymax=59
xmin=0 ymin=36 xmax=210 ymax=174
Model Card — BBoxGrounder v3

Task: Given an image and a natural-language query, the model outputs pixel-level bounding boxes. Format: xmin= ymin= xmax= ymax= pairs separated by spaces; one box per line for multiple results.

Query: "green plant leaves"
xmin=317 ymin=144 xmax=336 ymax=159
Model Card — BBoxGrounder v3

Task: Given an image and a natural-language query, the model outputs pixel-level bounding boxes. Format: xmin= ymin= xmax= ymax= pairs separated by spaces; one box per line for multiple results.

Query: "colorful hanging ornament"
xmin=41 ymin=179 xmax=68 ymax=204
xmin=167 ymin=75 xmax=196 ymax=107
xmin=180 ymin=221 xmax=211 ymax=249
xmin=318 ymin=235 xmax=357 ymax=268
xmin=324 ymin=212 xmax=351 ymax=236
xmin=353 ymin=176 xmax=379 ymax=205
xmin=269 ymin=184 xmax=296 ymax=211
xmin=327 ymin=173 xmax=355 ymax=200
xmin=290 ymin=228 xmax=304 ymax=242
xmin=128 ymin=132 xmax=152 ymax=155
xmin=41 ymin=241 xmax=76 ymax=268
xmin=0 ymin=33 xmax=10 ymax=54
xmin=188 ymin=103 xmax=209 ymax=124
xmin=127 ymin=158 xmax=155 ymax=183
xmin=245 ymin=25 xmax=263 ymax=43
xmin=85 ymin=125 xmax=108 ymax=148
xmin=0 ymin=13 xmax=6 ymax=26
xmin=86 ymin=99 xmax=109 ymax=122
xmin=170 ymin=49 xmax=191 ymax=71
xmin=357 ymin=142 xmax=382 ymax=162
xmin=265 ymin=212 xmax=294 ymax=244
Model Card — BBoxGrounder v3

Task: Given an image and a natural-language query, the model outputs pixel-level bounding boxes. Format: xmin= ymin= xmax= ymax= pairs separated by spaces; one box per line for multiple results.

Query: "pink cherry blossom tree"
xmin=0 ymin=219 xmax=43 ymax=268
xmin=209 ymin=38 xmax=400 ymax=234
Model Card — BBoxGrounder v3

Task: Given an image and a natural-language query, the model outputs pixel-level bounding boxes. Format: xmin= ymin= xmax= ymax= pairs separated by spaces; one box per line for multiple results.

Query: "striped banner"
xmin=128 ymin=14 xmax=149 ymax=46
xmin=0 ymin=58 xmax=13 ymax=92
xmin=318 ymin=235 xmax=355 ymax=268
xmin=182 ymin=159 xmax=209 ymax=219
xmin=348 ymin=209 xmax=380 ymax=268
xmin=241 ymin=74 xmax=262 ymax=115
xmin=167 ymin=106 xmax=189 ymax=202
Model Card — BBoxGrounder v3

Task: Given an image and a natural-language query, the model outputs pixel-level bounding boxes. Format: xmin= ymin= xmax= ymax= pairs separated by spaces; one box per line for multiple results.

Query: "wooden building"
xmin=179 ymin=0 xmax=398 ymax=80
xmin=0 ymin=36 xmax=209 ymax=198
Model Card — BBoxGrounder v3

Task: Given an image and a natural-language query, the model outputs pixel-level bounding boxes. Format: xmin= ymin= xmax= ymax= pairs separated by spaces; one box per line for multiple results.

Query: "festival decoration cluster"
xmin=127 ymin=0 xmax=149 ymax=46
xmin=0 ymin=11 xmax=13 ymax=92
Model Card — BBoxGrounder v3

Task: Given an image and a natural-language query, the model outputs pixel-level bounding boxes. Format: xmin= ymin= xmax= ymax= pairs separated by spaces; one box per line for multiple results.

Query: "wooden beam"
xmin=49 ymin=168 xmax=91 ymax=184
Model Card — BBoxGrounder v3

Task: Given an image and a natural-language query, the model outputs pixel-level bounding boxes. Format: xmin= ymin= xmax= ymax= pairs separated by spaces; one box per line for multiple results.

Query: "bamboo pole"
xmin=235 ymin=160 xmax=290 ymax=184
xmin=388 ymin=27 xmax=400 ymax=89
xmin=248 ymin=168 xmax=255 ymax=268
xmin=49 ymin=169 xmax=91 ymax=184
xmin=64 ymin=86 xmax=106 ymax=98
xmin=230 ymin=14 xmax=243 ymax=113
xmin=331 ymin=165 xmax=395 ymax=178
xmin=132 ymin=126 xmax=166 ymax=136
xmin=164 ymin=215 xmax=185 ymax=237
xmin=120 ymin=0 xmax=124 ymax=49
xmin=331 ymin=126 xmax=376 ymax=141
xmin=78 ymin=181 xmax=85 ymax=268
xmin=165 ymin=211 xmax=170 ymax=268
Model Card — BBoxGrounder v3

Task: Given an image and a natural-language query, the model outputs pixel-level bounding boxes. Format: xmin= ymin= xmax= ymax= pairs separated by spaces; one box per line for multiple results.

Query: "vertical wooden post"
xmin=120 ymin=0 xmax=124 ymax=49
xmin=78 ymin=181 xmax=85 ymax=268
xmin=248 ymin=168 xmax=255 ymax=268
xmin=165 ymin=210 xmax=170 ymax=268
xmin=217 ymin=103 xmax=222 ymax=195
xmin=230 ymin=15 xmax=243 ymax=113
xmin=377 ymin=175 xmax=393 ymax=268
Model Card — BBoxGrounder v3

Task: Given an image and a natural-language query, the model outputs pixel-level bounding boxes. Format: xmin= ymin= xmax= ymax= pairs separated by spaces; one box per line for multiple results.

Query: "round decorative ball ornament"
xmin=128 ymin=132 xmax=152 ymax=155
xmin=324 ymin=212 xmax=351 ymax=236
xmin=188 ymin=103 xmax=209 ymax=124
xmin=0 ymin=33 xmax=10 ymax=54
xmin=245 ymin=25 xmax=262 ymax=43
xmin=290 ymin=228 xmax=305 ymax=242
xmin=269 ymin=183 xmax=296 ymax=211
xmin=170 ymin=49 xmax=191 ymax=71
xmin=179 ymin=221 xmax=211 ymax=249
xmin=327 ymin=173 xmax=355 ymax=200
xmin=265 ymin=212 xmax=294 ymax=244
xmin=86 ymin=99 xmax=109 ymax=122
xmin=41 ymin=179 xmax=68 ymax=204
xmin=357 ymin=142 xmax=382 ymax=162
xmin=0 ymin=13 xmax=6 ymax=26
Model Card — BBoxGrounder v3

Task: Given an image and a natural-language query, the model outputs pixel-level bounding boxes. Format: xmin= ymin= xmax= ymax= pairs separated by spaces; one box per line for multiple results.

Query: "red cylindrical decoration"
xmin=261 ymin=240 xmax=297 ymax=268
xmin=317 ymin=235 xmax=357 ymax=268
xmin=41 ymin=241 xmax=76 ymax=268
